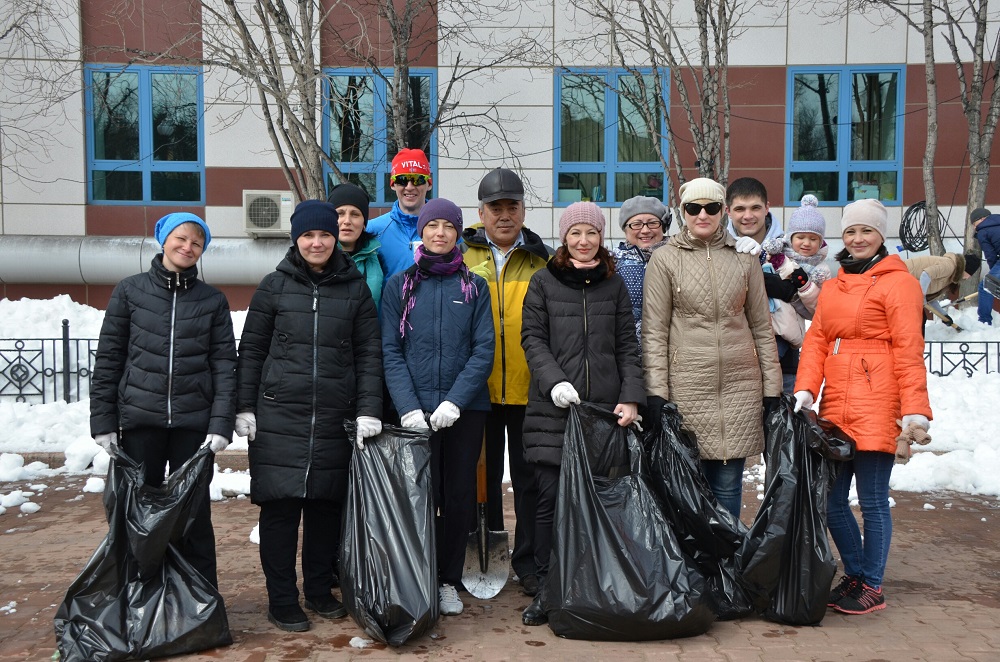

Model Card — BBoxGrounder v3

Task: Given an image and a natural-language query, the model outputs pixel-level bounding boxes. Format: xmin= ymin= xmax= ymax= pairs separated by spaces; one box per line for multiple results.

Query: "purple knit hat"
xmin=559 ymin=201 xmax=606 ymax=243
xmin=787 ymin=194 xmax=826 ymax=238
xmin=416 ymin=198 xmax=464 ymax=238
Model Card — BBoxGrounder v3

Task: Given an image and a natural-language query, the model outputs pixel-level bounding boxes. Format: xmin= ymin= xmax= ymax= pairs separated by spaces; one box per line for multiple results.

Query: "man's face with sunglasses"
xmin=391 ymin=173 xmax=431 ymax=215
xmin=726 ymin=194 xmax=770 ymax=243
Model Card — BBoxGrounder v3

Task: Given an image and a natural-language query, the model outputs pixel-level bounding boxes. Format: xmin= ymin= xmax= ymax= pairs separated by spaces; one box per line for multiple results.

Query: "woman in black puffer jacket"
xmin=236 ymin=200 xmax=382 ymax=633
xmin=90 ymin=212 xmax=237 ymax=589
xmin=519 ymin=202 xmax=645 ymax=626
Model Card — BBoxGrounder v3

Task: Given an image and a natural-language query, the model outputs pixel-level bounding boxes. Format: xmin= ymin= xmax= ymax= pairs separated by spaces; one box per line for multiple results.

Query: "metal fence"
xmin=1 ymin=324 xmax=999 ymax=404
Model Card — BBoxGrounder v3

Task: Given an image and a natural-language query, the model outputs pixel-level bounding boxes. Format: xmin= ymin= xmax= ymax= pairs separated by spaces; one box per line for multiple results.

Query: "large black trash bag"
xmin=541 ymin=403 xmax=716 ymax=641
xmin=643 ymin=403 xmax=754 ymax=620
xmin=736 ymin=393 xmax=855 ymax=626
xmin=54 ymin=447 xmax=232 ymax=661
xmin=341 ymin=423 xmax=438 ymax=646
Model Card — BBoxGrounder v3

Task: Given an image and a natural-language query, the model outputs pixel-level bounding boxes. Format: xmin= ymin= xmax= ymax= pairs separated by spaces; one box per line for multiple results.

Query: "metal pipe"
xmin=0 ymin=236 xmax=290 ymax=285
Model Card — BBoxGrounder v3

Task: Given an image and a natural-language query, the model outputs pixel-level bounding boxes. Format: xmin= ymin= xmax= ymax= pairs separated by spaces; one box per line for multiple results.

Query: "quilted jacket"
xmin=642 ymin=224 xmax=782 ymax=460
xmin=795 ymin=255 xmax=932 ymax=454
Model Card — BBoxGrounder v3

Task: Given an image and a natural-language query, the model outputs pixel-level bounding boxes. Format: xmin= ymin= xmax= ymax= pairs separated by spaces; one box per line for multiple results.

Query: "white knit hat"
xmin=841 ymin=198 xmax=887 ymax=242
xmin=787 ymin=194 xmax=826 ymax=238
xmin=679 ymin=178 xmax=726 ymax=206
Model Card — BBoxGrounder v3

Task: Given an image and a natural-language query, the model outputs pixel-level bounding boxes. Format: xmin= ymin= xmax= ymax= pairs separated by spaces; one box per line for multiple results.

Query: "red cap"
xmin=391 ymin=148 xmax=431 ymax=181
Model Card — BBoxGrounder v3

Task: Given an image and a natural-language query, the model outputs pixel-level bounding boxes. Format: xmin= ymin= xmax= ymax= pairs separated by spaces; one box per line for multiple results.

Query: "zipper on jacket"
xmin=833 ymin=338 xmax=842 ymax=355
xmin=497 ymin=257 xmax=507 ymax=405
xmin=304 ymin=285 xmax=319 ymax=497
xmin=861 ymin=358 xmax=873 ymax=390
xmin=583 ymin=284 xmax=591 ymax=400
xmin=167 ymin=285 xmax=178 ymax=426
xmin=705 ymin=243 xmax=727 ymax=460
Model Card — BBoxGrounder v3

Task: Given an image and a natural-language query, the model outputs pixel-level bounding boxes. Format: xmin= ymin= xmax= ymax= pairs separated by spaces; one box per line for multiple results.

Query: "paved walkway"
xmin=1 ymin=460 xmax=998 ymax=661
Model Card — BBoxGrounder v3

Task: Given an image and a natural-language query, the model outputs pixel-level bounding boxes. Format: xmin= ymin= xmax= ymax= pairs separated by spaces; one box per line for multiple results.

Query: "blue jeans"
xmin=826 ymin=451 xmax=894 ymax=588
xmin=977 ymin=261 xmax=1000 ymax=323
xmin=701 ymin=457 xmax=747 ymax=518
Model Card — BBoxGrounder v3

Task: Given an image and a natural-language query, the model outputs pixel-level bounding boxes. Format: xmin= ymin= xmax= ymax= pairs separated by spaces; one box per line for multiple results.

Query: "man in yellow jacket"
xmin=462 ymin=168 xmax=553 ymax=597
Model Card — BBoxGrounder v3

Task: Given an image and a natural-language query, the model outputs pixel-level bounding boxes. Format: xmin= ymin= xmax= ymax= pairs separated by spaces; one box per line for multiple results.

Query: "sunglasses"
xmin=393 ymin=174 xmax=429 ymax=187
xmin=683 ymin=201 xmax=723 ymax=216
xmin=625 ymin=219 xmax=665 ymax=231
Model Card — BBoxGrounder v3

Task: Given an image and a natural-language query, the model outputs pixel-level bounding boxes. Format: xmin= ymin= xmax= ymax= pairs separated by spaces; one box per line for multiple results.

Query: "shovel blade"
xmin=461 ymin=530 xmax=510 ymax=600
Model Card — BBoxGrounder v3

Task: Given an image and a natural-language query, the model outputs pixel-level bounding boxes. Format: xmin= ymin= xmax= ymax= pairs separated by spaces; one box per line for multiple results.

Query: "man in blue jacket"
xmin=972 ymin=207 xmax=1000 ymax=324
xmin=367 ymin=148 xmax=432 ymax=276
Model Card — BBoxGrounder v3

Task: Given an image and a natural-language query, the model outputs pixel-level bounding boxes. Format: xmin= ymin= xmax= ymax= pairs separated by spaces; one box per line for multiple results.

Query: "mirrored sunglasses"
xmin=683 ymin=201 xmax=723 ymax=216
xmin=393 ymin=174 xmax=429 ymax=187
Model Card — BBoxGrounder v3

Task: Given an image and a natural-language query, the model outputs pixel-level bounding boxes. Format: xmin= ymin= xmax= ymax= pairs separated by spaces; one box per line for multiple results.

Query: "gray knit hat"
xmin=559 ymin=201 xmax=606 ymax=243
xmin=619 ymin=195 xmax=671 ymax=230
xmin=786 ymin=194 xmax=826 ymax=238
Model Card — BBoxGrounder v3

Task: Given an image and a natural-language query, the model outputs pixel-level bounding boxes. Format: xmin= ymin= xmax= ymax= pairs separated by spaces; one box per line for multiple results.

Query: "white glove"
xmin=355 ymin=416 xmax=382 ymax=450
xmin=401 ymin=410 xmax=430 ymax=429
xmin=793 ymin=390 xmax=814 ymax=413
xmin=735 ymin=236 xmax=762 ymax=256
xmin=901 ymin=414 xmax=930 ymax=431
xmin=95 ymin=432 xmax=117 ymax=453
xmin=204 ymin=433 xmax=230 ymax=453
xmin=235 ymin=412 xmax=257 ymax=441
xmin=550 ymin=381 xmax=581 ymax=408
xmin=430 ymin=401 xmax=461 ymax=431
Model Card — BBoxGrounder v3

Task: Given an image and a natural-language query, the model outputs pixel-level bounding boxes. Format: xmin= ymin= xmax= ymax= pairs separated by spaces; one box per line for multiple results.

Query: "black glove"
xmin=942 ymin=314 xmax=955 ymax=327
xmin=645 ymin=396 xmax=668 ymax=434
xmin=763 ymin=272 xmax=797 ymax=302
xmin=788 ymin=267 xmax=809 ymax=290
xmin=763 ymin=396 xmax=781 ymax=419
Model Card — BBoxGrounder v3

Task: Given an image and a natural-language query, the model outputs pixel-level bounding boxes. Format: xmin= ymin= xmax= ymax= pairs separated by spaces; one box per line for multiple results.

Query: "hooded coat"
xmin=643 ymin=225 xmax=782 ymax=460
xmin=521 ymin=259 xmax=646 ymax=467
xmin=904 ymin=253 xmax=965 ymax=302
xmin=975 ymin=214 xmax=1000 ymax=268
xmin=90 ymin=256 xmax=237 ymax=438
xmin=795 ymin=255 xmax=932 ymax=454
xmin=237 ymin=247 xmax=382 ymax=504
xmin=367 ymin=201 xmax=422 ymax=277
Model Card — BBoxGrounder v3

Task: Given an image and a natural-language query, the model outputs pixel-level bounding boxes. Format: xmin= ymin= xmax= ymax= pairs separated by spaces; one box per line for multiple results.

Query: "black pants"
xmin=430 ymin=410 xmax=487 ymax=585
xmin=484 ymin=403 xmax=537 ymax=579
xmin=258 ymin=498 xmax=341 ymax=607
xmin=120 ymin=427 xmax=218 ymax=588
xmin=531 ymin=463 xmax=561 ymax=580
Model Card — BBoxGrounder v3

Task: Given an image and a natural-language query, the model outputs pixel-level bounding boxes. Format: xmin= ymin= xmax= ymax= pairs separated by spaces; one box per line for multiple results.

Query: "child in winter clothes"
xmin=761 ymin=195 xmax=832 ymax=347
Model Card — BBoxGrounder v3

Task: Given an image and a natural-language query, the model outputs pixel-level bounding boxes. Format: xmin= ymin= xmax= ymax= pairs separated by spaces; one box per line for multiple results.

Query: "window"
xmin=323 ymin=69 xmax=436 ymax=205
xmin=85 ymin=65 xmax=204 ymax=205
xmin=787 ymin=66 xmax=904 ymax=206
xmin=555 ymin=69 xmax=668 ymax=206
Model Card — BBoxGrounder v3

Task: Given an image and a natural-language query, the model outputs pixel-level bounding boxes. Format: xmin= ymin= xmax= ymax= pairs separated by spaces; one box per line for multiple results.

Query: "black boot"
xmin=522 ymin=594 xmax=547 ymax=626
xmin=267 ymin=604 xmax=310 ymax=632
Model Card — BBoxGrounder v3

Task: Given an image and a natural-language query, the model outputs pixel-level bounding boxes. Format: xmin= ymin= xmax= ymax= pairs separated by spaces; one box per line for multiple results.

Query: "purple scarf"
xmin=399 ymin=245 xmax=476 ymax=336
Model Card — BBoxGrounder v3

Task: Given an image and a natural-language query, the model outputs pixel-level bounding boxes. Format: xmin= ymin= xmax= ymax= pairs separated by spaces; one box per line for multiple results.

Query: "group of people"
xmin=91 ymin=149 xmax=948 ymax=638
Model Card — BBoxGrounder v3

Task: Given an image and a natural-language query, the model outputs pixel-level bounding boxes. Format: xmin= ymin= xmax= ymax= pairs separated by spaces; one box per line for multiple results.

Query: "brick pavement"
xmin=1 ymin=457 xmax=998 ymax=662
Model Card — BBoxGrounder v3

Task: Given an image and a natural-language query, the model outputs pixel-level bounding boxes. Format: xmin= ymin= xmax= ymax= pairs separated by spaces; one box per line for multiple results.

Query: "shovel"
xmin=461 ymin=437 xmax=509 ymax=599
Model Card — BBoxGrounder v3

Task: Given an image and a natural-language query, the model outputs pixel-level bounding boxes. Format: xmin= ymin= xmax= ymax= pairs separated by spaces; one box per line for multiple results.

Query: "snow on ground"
xmin=1 ymin=296 xmax=999 ymax=522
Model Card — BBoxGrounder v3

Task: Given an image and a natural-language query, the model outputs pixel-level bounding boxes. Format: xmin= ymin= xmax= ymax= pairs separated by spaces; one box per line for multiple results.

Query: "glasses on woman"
xmin=683 ymin=201 xmax=723 ymax=216
xmin=625 ymin=219 xmax=665 ymax=231
xmin=393 ymin=174 xmax=429 ymax=187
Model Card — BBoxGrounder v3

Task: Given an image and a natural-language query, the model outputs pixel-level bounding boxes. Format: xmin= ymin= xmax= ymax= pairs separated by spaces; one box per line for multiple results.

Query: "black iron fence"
xmin=1 ymin=323 xmax=998 ymax=404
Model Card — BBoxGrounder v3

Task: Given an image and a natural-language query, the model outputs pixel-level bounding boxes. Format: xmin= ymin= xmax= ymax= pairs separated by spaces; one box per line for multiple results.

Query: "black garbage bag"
xmin=54 ymin=447 xmax=231 ymax=661
xmin=542 ymin=403 xmax=716 ymax=641
xmin=341 ymin=423 xmax=438 ymax=646
xmin=737 ymin=393 xmax=855 ymax=625
xmin=643 ymin=402 xmax=754 ymax=620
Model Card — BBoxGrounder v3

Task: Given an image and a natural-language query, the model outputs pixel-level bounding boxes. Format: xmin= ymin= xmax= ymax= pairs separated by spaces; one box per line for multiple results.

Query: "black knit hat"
xmin=964 ymin=253 xmax=982 ymax=276
xmin=327 ymin=183 xmax=370 ymax=224
xmin=970 ymin=207 xmax=991 ymax=223
xmin=290 ymin=200 xmax=339 ymax=244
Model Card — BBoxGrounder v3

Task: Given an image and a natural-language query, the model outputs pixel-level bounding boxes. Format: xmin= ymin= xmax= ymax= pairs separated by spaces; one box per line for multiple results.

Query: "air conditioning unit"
xmin=243 ymin=190 xmax=293 ymax=238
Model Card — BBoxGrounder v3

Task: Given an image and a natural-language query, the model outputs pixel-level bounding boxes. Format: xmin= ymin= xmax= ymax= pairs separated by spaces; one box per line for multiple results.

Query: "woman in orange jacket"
xmin=793 ymin=199 xmax=932 ymax=616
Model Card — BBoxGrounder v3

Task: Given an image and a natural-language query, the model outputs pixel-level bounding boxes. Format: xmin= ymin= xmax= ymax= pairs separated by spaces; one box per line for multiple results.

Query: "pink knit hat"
xmin=559 ymin=201 xmax=606 ymax=243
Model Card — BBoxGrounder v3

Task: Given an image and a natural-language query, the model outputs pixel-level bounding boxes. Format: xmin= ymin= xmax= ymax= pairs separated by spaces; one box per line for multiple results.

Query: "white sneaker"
xmin=438 ymin=583 xmax=464 ymax=615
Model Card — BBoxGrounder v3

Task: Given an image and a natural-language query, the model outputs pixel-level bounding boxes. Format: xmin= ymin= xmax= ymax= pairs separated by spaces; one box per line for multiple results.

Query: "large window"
xmin=555 ymin=69 xmax=667 ymax=206
xmin=85 ymin=65 xmax=204 ymax=205
xmin=787 ymin=66 xmax=904 ymax=206
xmin=323 ymin=69 xmax=436 ymax=205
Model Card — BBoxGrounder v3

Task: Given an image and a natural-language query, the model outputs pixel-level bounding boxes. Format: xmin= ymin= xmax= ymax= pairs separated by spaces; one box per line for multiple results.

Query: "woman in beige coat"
xmin=642 ymin=177 xmax=782 ymax=518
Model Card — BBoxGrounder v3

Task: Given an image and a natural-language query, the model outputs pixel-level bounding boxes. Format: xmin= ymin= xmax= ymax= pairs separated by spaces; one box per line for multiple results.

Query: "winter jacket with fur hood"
xmin=643 ymin=225 xmax=782 ymax=460
xmin=237 ymin=247 xmax=382 ymax=504
xmin=903 ymin=253 xmax=965 ymax=302
xmin=90 ymin=255 xmax=237 ymax=438
xmin=795 ymin=255 xmax=932 ymax=454
xmin=521 ymin=259 xmax=646 ymax=467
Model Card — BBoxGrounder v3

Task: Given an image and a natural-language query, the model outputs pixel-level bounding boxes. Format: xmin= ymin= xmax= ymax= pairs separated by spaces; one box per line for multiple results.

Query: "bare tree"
xmin=0 ymin=0 xmax=80 ymax=184
xmin=104 ymin=0 xmax=548 ymax=202
xmin=851 ymin=0 xmax=1000 ymax=259
xmin=564 ymin=0 xmax=782 ymax=206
